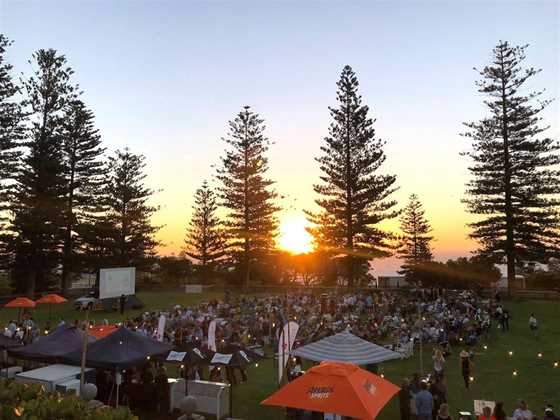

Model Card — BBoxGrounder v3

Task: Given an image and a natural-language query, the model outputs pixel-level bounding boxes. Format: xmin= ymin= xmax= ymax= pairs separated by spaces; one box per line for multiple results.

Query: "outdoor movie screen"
xmin=99 ymin=267 xmax=136 ymax=299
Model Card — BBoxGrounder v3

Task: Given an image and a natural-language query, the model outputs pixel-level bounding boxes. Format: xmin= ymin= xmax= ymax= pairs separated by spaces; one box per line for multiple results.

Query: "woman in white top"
xmin=433 ymin=348 xmax=446 ymax=377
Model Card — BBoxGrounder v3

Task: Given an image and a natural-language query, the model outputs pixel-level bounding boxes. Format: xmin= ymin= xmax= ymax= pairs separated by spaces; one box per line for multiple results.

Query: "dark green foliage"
xmin=0 ymin=34 xmax=25 ymax=269
xmin=184 ymin=180 xmax=226 ymax=282
xmin=307 ymin=65 xmax=399 ymax=288
xmin=94 ymin=148 xmax=160 ymax=269
xmin=60 ymin=99 xmax=106 ymax=294
xmin=397 ymin=194 xmax=433 ymax=279
xmin=12 ymin=49 xmax=77 ymax=294
xmin=216 ymin=106 xmax=279 ymax=286
xmin=408 ymin=257 xmax=501 ymax=289
xmin=151 ymin=255 xmax=191 ymax=284
xmin=463 ymin=41 xmax=560 ymax=287
xmin=0 ymin=380 xmax=137 ymax=420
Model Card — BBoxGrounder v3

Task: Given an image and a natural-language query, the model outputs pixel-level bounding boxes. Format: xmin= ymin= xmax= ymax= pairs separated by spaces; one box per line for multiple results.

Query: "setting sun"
xmin=278 ymin=215 xmax=314 ymax=254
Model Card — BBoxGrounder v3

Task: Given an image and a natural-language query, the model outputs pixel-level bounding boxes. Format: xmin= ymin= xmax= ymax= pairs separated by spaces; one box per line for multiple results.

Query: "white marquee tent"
xmin=291 ymin=330 xmax=401 ymax=365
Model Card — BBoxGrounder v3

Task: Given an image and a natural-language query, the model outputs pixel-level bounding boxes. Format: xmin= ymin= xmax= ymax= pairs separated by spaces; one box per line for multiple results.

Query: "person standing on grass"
xmin=493 ymin=402 xmax=507 ymax=420
xmin=459 ymin=350 xmax=472 ymax=389
xmin=399 ymin=378 xmax=411 ymax=420
xmin=415 ymin=381 xmax=434 ymax=420
xmin=512 ymin=400 xmax=533 ymax=420
xmin=529 ymin=313 xmax=539 ymax=338
xmin=501 ymin=309 xmax=510 ymax=332
xmin=433 ymin=348 xmax=446 ymax=377
xmin=119 ymin=294 xmax=127 ymax=315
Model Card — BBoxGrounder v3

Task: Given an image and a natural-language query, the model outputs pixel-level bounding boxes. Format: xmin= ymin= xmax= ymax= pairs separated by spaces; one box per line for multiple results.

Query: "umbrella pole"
xmin=116 ymin=369 xmax=120 ymax=408
xmin=49 ymin=304 xmax=52 ymax=321
xmin=80 ymin=307 xmax=90 ymax=394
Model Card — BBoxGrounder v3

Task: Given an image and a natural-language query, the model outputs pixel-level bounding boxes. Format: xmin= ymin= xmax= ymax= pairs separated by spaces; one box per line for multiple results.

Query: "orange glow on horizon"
xmin=277 ymin=214 xmax=314 ymax=254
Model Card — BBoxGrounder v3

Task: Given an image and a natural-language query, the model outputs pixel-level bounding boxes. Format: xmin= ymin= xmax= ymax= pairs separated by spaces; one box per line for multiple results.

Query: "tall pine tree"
xmin=59 ymin=99 xmax=106 ymax=295
xmin=101 ymin=148 xmax=160 ymax=268
xmin=397 ymin=194 xmax=433 ymax=279
xmin=216 ymin=106 xmax=279 ymax=287
xmin=12 ymin=49 xmax=77 ymax=294
xmin=0 ymin=34 xmax=25 ymax=269
xmin=463 ymin=41 xmax=560 ymax=287
xmin=307 ymin=65 xmax=399 ymax=288
xmin=183 ymin=180 xmax=225 ymax=282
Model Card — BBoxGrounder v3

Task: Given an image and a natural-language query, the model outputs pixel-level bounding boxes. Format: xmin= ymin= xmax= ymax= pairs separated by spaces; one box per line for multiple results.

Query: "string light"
xmin=483 ymin=345 xmax=488 ymax=350
xmin=537 ymin=352 xmax=543 ymax=358
xmin=512 ymin=369 xmax=518 ymax=376
xmin=469 ymin=376 xmax=475 ymax=382
xmin=380 ymin=373 xmax=385 ymax=378
xmin=255 ymin=363 xmax=259 ymax=367
xmin=181 ymin=365 xmax=185 ymax=369
xmin=508 ymin=350 xmax=513 ymax=356
xmin=554 ymin=362 xmax=559 ymax=368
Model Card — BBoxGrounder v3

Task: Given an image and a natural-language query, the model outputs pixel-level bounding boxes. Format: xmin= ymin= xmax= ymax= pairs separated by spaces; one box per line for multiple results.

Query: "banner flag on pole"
xmin=156 ymin=315 xmax=166 ymax=342
xmin=278 ymin=321 xmax=299 ymax=383
xmin=208 ymin=320 xmax=217 ymax=352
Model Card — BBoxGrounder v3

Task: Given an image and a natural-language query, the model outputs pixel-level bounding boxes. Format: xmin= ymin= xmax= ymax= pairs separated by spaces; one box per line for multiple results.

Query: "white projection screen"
xmin=99 ymin=267 xmax=136 ymax=299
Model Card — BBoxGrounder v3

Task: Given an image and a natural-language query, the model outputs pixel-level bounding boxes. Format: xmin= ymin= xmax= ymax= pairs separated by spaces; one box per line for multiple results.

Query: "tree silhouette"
xmin=0 ymin=35 xmax=26 ymax=270
xmin=397 ymin=194 xmax=433 ymax=280
xmin=463 ymin=41 xmax=560 ymax=288
xmin=12 ymin=49 xmax=77 ymax=294
xmin=59 ymin=99 xmax=106 ymax=295
xmin=184 ymin=181 xmax=225 ymax=282
xmin=216 ymin=106 xmax=279 ymax=287
xmin=307 ymin=65 xmax=399 ymax=288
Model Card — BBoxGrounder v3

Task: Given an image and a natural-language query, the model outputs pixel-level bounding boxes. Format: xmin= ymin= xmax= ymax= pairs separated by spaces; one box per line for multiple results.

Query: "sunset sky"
xmin=2 ymin=0 xmax=559 ymax=275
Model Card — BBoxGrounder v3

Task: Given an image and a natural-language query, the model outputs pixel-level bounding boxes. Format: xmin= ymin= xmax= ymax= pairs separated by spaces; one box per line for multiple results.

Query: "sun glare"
xmin=278 ymin=215 xmax=314 ymax=254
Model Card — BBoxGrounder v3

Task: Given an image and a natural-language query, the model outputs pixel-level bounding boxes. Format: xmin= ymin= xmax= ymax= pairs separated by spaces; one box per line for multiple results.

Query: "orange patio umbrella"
xmin=36 ymin=294 xmax=68 ymax=321
xmin=88 ymin=324 xmax=118 ymax=339
xmin=4 ymin=297 xmax=36 ymax=321
xmin=261 ymin=361 xmax=400 ymax=420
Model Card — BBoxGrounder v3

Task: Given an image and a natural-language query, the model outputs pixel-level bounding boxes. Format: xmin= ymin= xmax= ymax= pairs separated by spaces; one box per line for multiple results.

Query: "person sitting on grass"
xmin=513 ymin=400 xmax=533 ymax=420
xmin=478 ymin=406 xmax=496 ymax=420
xmin=544 ymin=404 xmax=558 ymax=420
xmin=529 ymin=313 xmax=539 ymax=338
xmin=437 ymin=403 xmax=453 ymax=420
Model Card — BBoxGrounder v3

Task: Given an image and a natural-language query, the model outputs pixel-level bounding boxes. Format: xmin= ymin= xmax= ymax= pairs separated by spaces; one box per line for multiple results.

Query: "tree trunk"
xmin=499 ymin=50 xmax=515 ymax=291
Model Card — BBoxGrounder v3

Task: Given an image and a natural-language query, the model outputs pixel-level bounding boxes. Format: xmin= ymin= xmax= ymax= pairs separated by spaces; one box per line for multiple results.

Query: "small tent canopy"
xmin=292 ymin=330 xmax=401 ymax=365
xmin=208 ymin=343 xmax=264 ymax=367
xmin=167 ymin=343 xmax=213 ymax=366
xmin=9 ymin=326 xmax=95 ymax=363
xmin=62 ymin=326 xmax=172 ymax=370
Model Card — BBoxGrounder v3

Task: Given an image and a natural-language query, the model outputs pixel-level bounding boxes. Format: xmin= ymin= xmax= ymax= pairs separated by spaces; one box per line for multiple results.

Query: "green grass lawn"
xmin=1 ymin=292 xmax=559 ymax=419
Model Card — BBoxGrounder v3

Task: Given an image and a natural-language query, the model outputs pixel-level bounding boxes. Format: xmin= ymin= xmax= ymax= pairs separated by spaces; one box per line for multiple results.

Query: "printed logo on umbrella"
xmin=308 ymin=386 xmax=334 ymax=400
xmin=363 ymin=380 xmax=376 ymax=395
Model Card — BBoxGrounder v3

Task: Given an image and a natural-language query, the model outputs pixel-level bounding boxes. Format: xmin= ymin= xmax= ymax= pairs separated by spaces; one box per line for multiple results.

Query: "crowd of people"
xmin=1 ymin=287 xmax=554 ymax=419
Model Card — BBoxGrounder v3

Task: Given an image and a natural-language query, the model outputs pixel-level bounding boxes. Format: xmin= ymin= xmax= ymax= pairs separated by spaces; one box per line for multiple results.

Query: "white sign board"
xmin=167 ymin=351 xmax=186 ymax=362
xmin=211 ymin=353 xmax=233 ymax=365
xmin=474 ymin=400 xmax=496 ymax=415
xmin=99 ymin=267 xmax=136 ymax=299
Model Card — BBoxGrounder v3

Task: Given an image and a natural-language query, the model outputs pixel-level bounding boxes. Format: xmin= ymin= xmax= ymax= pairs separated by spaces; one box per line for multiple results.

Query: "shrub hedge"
xmin=0 ymin=380 xmax=138 ymax=420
